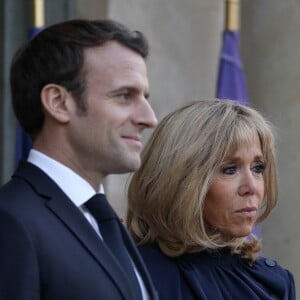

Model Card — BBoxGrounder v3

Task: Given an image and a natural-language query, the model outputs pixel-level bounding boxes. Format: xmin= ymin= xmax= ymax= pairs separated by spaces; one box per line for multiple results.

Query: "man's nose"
xmin=134 ymin=99 xmax=158 ymax=129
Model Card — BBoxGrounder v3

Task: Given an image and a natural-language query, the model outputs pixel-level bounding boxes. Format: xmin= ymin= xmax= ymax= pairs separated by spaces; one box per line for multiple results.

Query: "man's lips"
xmin=122 ymin=135 xmax=142 ymax=148
xmin=122 ymin=135 xmax=142 ymax=142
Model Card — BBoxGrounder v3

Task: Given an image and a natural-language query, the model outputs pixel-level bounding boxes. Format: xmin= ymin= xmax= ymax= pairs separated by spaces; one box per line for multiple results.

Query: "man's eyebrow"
xmin=112 ymin=85 xmax=150 ymax=99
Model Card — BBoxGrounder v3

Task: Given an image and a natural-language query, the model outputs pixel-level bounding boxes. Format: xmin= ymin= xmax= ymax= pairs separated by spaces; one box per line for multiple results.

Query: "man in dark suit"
xmin=0 ymin=19 xmax=158 ymax=299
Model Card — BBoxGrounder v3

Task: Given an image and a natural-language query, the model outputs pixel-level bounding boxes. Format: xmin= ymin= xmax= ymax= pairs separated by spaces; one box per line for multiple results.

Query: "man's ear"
xmin=40 ymin=84 xmax=73 ymax=123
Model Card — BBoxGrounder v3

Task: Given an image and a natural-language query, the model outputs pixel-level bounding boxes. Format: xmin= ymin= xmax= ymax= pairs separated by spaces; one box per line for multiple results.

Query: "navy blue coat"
xmin=139 ymin=244 xmax=296 ymax=300
xmin=0 ymin=162 xmax=158 ymax=300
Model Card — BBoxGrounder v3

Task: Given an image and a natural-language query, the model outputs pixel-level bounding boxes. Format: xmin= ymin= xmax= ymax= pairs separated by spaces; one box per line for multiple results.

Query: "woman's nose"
xmin=238 ymin=171 xmax=257 ymax=196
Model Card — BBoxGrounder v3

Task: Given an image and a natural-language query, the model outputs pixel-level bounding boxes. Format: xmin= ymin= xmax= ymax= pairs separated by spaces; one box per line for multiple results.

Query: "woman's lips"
xmin=235 ymin=207 xmax=257 ymax=217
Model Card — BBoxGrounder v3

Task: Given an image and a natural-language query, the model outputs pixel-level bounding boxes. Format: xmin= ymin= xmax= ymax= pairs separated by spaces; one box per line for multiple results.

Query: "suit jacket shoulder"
xmin=0 ymin=162 xmax=158 ymax=300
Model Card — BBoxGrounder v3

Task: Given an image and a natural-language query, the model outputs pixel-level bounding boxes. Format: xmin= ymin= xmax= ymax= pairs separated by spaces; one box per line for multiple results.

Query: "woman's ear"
xmin=40 ymin=84 xmax=73 ymax=123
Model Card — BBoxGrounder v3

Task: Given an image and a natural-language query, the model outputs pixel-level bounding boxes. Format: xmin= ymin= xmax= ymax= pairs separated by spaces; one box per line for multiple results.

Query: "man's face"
xmin=67 ymin=41 xmax=157 ymax=184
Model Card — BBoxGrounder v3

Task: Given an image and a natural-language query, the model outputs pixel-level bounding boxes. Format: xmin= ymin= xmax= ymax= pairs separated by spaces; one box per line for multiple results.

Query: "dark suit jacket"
xmin=0 ymin=161 xmax=158 ymax=300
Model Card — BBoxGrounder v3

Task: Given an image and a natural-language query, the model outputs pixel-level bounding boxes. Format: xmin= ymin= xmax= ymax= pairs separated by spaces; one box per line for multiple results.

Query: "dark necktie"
xmin=85 ymin=194 xmax=142 ymax=300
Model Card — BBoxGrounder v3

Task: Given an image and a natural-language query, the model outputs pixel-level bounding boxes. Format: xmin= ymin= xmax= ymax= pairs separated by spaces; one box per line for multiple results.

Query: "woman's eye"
xmin=222 ymin=166 xmax=236 ymax=175
xmin=252 ymin=163 xmax=265 ymax=174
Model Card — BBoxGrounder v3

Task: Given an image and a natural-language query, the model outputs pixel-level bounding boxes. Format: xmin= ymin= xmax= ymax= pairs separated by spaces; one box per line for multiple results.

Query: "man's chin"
xmin=127 ymin=159 xmax=141 ymax=172
xmin=116 ymin=157 xmax=141 ymax=173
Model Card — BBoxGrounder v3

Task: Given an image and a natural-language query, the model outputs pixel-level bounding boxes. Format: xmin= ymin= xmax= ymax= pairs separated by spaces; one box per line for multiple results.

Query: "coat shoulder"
xmin=138 ymin=244 xmax=194 ymax=300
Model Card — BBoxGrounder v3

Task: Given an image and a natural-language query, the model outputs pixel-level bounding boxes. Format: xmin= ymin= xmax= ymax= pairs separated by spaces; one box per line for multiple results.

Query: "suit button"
xmin=264 ymin=258 xmax=276 ymax=267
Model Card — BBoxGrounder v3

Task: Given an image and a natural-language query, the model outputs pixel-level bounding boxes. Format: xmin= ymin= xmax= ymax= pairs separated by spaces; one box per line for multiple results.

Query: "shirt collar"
xmin=27 ymin=149 xmax=104 ymax=207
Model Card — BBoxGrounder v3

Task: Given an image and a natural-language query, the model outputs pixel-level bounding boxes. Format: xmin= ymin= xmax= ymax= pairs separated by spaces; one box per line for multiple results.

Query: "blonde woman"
xmin=127 ymin=99 xmax=295 ymax=299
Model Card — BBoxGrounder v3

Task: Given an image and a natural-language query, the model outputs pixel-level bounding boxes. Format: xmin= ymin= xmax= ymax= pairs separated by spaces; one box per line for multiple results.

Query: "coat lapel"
xmin=13 ymin=161 xmax=134 ymax=300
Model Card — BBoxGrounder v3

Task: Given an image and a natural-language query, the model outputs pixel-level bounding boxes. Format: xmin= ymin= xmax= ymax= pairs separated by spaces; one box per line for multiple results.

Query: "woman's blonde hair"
xmin=127 ymin=99 xmax=278 ymax=261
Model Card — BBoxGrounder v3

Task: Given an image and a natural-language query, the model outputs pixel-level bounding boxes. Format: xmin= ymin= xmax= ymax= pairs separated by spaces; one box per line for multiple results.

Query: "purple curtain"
xmin=216 ymin=30 xmax=248 ymax=105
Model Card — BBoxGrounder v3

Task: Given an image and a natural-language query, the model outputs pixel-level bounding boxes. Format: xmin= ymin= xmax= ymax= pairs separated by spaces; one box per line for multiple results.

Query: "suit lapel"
xmin=46 ymin=197 xmax=136 ymax=299
xmin=13 ymin=161 xmax=134 ymax=300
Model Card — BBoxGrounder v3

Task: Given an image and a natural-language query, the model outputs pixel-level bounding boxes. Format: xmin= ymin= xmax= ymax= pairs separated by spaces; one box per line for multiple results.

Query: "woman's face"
xmin=204 ymin=133 xmax=265 ymax=238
